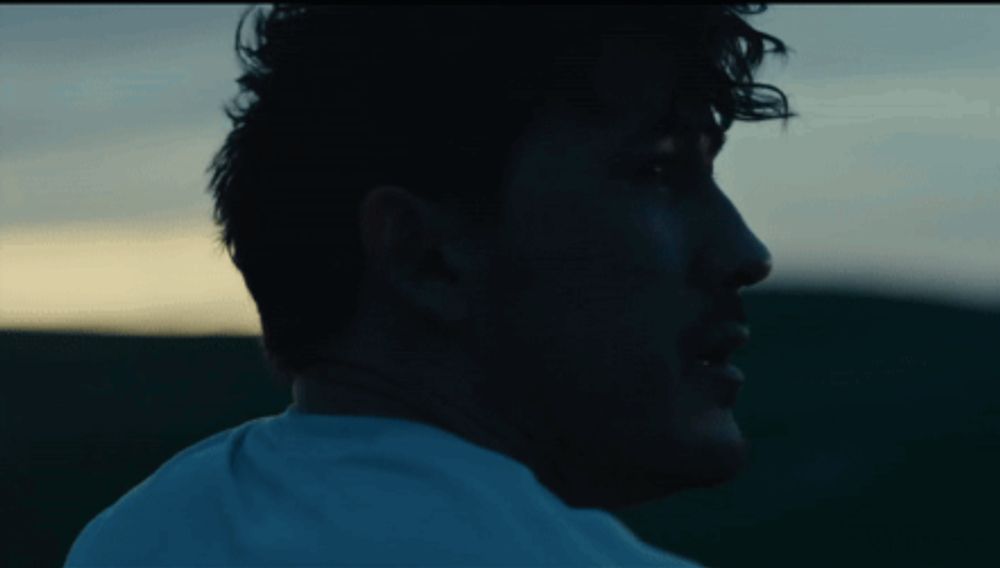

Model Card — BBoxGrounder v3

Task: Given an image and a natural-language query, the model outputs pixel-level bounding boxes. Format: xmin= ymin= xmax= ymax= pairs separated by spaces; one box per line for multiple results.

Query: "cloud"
xmin=3 ymin=5 xmax=999 ymax=333
xmin=0 ymin=120 xmax=228 ymax=228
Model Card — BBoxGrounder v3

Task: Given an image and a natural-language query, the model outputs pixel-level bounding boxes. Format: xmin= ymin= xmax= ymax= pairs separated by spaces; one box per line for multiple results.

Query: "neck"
xmin=293 ymin=355 xmax=546 ymax=471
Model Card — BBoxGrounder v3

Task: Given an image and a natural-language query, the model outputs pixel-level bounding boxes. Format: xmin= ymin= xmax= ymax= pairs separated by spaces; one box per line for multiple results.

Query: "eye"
xmin=637 ymin=158 xmax=674 ymax=183
xmin=638 ymin=158 xmax=714 ymax=191
xmin=648 ymin=161 xmax=667 ymax=178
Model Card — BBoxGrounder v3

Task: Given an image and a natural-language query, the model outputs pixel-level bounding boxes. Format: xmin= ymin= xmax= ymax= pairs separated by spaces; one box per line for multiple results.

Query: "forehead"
xmin=579 ymin=37 xmax=723 ymax=157
xmin=503 ymin=36 xmax=722 ymax=201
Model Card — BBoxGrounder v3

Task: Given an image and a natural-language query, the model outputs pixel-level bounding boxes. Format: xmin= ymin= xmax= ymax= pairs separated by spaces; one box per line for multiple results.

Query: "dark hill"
xmin=2 ymin=288 xmax=997 ymax=567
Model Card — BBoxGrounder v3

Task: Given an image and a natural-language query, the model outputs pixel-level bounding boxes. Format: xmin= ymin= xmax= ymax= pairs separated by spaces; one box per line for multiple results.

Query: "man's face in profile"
xmin=465 ymin=36 xmax=773 ymax=509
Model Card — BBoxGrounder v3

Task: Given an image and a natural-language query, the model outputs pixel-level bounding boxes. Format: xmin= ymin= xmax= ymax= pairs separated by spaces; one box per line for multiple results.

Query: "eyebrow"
xmin=618 ymin=115 xmax=726 ymax=160
xmin=652 ymin=127 xmax=726 ymax=160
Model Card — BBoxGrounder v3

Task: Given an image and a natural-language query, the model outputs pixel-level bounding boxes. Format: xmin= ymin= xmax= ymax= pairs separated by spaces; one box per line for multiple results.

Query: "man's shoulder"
xmin=64 ymin=414 xmax=706 ymax=567
xmin=63 ymin=422 xmax=527 ymax=565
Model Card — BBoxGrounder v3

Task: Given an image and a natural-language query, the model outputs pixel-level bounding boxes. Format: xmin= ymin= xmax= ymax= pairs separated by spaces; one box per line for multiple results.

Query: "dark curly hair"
xmin=206 ymin=4 xmax=796 ymax=388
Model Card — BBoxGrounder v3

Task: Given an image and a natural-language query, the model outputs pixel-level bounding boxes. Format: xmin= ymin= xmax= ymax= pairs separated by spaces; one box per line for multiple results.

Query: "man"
xmin=66 ymin=4 xmax=794 ymax=566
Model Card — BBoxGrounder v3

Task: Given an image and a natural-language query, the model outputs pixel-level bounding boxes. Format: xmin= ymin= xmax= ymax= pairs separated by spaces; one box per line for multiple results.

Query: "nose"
xmin=701 ymin=200 xmax=774 ymax=292
xmin=726 ymin=248 xmax=772 ymax=290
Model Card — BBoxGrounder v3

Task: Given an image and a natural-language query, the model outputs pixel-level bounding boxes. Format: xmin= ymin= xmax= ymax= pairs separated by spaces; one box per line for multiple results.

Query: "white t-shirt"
xmin=65 ymin=403 xmax=705 ymax=567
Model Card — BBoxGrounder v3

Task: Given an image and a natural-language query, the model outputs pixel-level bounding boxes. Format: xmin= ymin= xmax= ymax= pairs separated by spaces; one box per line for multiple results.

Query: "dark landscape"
xmin=3 ymin=288 xmax=997 ymax=567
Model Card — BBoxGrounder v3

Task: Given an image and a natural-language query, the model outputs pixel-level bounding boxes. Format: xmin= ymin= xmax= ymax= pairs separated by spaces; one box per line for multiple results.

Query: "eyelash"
xmin=642 ymin=159 xmax=715 ymax=189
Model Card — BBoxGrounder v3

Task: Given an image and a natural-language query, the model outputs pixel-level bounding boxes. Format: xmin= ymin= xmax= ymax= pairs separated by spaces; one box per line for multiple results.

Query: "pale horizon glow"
xmin=1 ymin=5 xmax=998 ymax=335
xmin=0 ymin=217 xmax=260 ymax=335
xmin=3 ymin=220 xmax=996 ymax=337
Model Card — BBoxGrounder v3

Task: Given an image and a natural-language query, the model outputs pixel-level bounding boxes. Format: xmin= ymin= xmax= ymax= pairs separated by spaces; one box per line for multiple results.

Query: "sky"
xmin=1 ymin=5 xmax=998 ymax=335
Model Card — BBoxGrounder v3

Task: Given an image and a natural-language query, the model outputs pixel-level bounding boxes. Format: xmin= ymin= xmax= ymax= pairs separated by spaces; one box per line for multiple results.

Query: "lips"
xmin=688 ymin=321 xmax=750 ymax=369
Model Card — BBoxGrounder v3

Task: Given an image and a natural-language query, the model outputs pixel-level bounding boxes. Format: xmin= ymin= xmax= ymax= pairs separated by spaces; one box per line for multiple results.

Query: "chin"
xmin=677 ymin=428 xmax=751 ymax=489
xmin=562 ymin=436 xmax=750 ymax=512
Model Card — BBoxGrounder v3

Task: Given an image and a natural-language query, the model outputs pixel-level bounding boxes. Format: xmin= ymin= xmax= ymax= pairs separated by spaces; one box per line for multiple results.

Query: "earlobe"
xmin=410 ymin=276 xmax=468 ymax=325
xmin=406 ymin=241 xmax=482 ymax=326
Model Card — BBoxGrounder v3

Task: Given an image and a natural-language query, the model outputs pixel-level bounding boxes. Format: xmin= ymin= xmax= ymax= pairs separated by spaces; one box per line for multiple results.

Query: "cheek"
xmin=634 ymin=203 xmax=691 ymax=270
xmin=493 ymin=229 xmax=693 ymax=390
xmin=480 ymin=196 xmax=698 ymax=383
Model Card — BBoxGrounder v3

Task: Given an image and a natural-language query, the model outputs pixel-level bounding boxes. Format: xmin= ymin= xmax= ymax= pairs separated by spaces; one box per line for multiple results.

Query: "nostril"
xmin=740 ymin=256 xmax=773 ymax=289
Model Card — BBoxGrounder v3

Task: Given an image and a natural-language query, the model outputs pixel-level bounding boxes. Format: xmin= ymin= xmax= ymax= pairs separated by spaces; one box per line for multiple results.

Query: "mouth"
xmin=691 ymin=360 xmax=745 ymax=383
xmin=695 ymin=355 xmax=732 ymax=369
xmin=688 ymin=322 xmax=749 ymax=367
xmin=689 ymin=358 xmax=745 ymax=408
xmin=685 ymin=322 xmax=750 ymax=391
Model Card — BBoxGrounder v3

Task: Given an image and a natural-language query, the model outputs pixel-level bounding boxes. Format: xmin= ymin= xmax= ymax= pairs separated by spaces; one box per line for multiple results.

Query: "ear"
xmin=358 ymin=185 xmax=486 ymax=326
